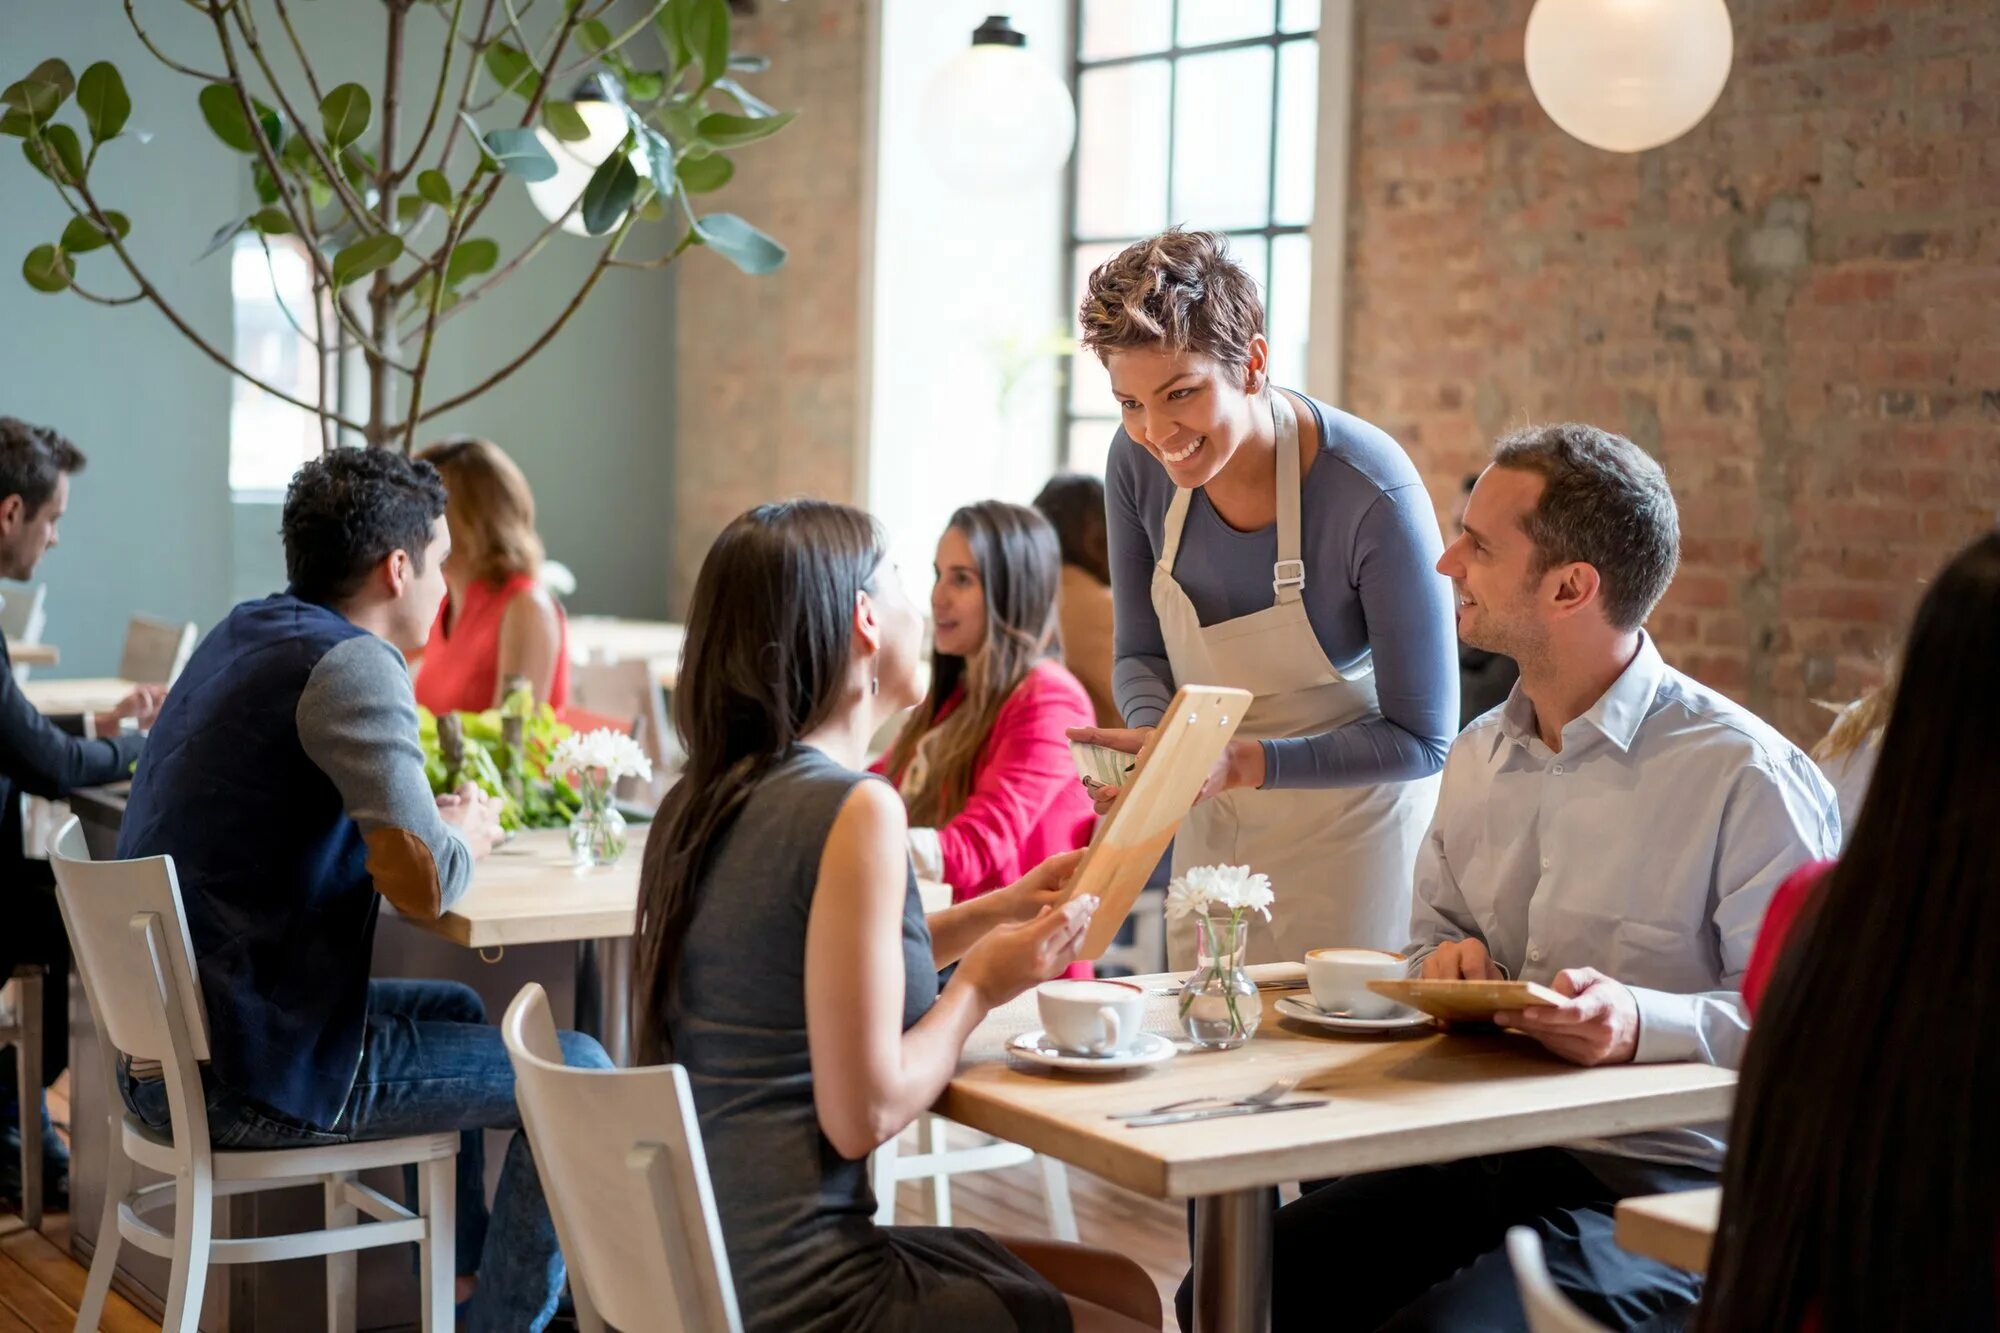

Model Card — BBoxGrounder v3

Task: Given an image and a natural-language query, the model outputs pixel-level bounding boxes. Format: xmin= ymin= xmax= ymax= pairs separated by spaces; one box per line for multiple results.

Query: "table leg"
xmin=1193 ymin=1188 xmax=1273 ymax=1333
xmin=573 ymin=936 xmax=634 ymax=1066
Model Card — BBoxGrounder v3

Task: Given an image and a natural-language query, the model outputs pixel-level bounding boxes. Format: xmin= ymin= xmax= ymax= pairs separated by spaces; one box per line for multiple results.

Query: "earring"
xmin=870 ymin=674 xmax=879 ymax=696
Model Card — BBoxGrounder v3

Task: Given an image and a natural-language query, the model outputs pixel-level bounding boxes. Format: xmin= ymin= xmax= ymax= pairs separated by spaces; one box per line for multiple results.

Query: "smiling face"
xmin=930 ymin=525 xmax=987 ymax=659
xmin=1104 ymin=341 xmax=1266 ymax=490
xmin=1435 ymin=465 xmax=1552 ymax=661
xmin=864 ymin=557 xmax=928 ymax=712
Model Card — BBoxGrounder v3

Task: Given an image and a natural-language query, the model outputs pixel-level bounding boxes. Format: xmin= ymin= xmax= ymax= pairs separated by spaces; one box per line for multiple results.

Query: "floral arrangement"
xmin=1168 ymin=864 xmax=1275 ymax=1048
xmin=1165 ymin=864 xmax=1275 ymax=924
xmin=550 ymin=729 xmax=654 ymax=789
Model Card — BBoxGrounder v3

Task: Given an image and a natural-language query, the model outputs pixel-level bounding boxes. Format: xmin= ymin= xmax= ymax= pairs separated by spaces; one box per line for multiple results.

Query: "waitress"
xmin=1070 ymin=228 xmax=1457 ymax=966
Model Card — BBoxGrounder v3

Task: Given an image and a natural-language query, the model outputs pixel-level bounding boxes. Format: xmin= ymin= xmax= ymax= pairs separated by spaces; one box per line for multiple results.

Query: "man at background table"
xmin=116 ymin=448 xmax=607 ymax=1332
xmin=1244 ymin=425 xmax=1838 ymax=1331
xmin=0 ymin=417 xmax=161 ymax=1211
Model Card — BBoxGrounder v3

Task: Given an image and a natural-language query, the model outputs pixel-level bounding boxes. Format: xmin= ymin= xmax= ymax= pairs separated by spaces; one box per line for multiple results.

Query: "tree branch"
xmin=430 ymin=0 xmax=499 ymax=187
xmin=367 ymin=0 xmax=410 ymax=446
xmin=391 ymin=0 xmax=468 ymax=186
xmin=413 ymin=211 xmax=635 ymax=424
xmin=400 ymin=168 xmax=485 ymax=452
xmin=69 ymin=281 xmax=147 ymax=306
xmin=546 ymin=0 xmax=670 ymax=86
xmin=269 ymin=0 xmax=327 ymax=106
xmin=400 ymin=192 xmax=574 ymax=339
xmin=123 ymin=0 xmax=227 ymax=81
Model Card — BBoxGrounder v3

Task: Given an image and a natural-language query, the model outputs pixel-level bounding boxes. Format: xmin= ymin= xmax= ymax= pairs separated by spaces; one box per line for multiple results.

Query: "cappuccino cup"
xmin=1305 ymin=947 xmax=1408 ymax=1019
xmin=1036 ymin=979 xmax=1145 ymax=1056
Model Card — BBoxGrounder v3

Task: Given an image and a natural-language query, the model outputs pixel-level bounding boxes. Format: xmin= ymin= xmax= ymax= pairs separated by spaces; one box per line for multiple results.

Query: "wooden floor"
xmin=0 ymin=1214 xmax=156 ymax=1333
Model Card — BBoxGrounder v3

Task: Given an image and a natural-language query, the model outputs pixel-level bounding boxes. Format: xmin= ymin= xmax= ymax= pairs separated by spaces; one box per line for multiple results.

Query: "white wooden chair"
xmin=568 ymin=657 xmax=678 ymax=802
xmin=870 ymin=1116 xmax=1077 ymax=1240
xmin=1507 ymin=1226 xmax=1610 ymax=1333
xmin=118 ymin=614 xmax=197 ymax=686
xmin=501 ymin=983 xmax=742 ymax=1333
xmin=48 ymin=818 xmax=458 ymax=1333
xmin=0 ymin=964 xmax=44 ymax=1228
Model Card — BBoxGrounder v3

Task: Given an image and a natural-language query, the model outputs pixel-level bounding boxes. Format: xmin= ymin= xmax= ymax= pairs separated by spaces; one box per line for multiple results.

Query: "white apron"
xmin=1154 ymin=390 xmax=1440 ymax=967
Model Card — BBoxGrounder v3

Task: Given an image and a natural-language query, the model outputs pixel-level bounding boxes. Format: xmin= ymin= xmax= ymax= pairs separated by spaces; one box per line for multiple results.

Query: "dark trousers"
xmin=1 ymin=869 xmax=69 ymax=1099
xmin=1175 ymin=1148 xmax=1706 ymax=1332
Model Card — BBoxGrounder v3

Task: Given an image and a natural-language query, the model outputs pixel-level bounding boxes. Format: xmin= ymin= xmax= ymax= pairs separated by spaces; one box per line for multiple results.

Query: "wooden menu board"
xmin=1066 ymin=685 xmax=1253 ymax=959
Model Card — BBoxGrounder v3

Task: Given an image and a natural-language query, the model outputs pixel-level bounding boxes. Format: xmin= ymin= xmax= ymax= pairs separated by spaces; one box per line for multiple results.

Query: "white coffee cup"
xmin=1036 ymin=979 xmax=1145 ymax=1056
xmin=1305 ymin=947 xmax=1408 ymax=1019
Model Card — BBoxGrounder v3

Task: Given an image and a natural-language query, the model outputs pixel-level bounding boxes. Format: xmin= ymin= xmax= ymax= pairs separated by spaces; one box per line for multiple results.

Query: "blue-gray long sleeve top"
xmin=1105 ymin=392 xmax=1457 ymax=789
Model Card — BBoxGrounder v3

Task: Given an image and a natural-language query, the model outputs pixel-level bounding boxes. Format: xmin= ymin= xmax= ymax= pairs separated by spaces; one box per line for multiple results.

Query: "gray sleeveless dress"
xmin=667 ymin=745 xmax=1073 ymax=1332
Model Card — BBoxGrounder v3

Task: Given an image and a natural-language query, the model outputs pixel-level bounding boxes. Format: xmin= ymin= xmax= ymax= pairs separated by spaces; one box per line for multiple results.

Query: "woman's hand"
xmin=1067 ymin=725 xmax=1153 ymax=816
xmin=956 ymin=895 xmax=1099 ymax=1009
xmin=987 ymin=848 xmax=1088 ymax=923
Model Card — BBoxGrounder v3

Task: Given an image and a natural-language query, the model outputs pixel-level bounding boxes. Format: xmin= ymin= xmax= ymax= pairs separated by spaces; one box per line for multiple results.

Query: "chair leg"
xmin=74 ymin=1137 xmax=130 ymax=1333
xmin=870 ymin=1131 xmax=900 ymax=1226
xmin=16 ymin=971 xmax=41 ymax=1230
xmin=418 ymin=1155 xmax=456 ymax=1333
xmin=925 ymin=1115 xmax=952 ymax=1227
xmin=323 ymin=1172 xmax=357 ymax=1333
xmin=1037 ymin=1155 xmax=1078 ymax=1242
xmin=162 ymin=1158 xmax=213 ymax=1333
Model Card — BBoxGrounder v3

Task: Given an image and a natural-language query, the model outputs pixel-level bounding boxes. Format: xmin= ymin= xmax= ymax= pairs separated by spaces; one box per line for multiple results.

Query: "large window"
xmin=1062 ymin=0 xmax=1321 ymax=472
xmin=228 ymin=233 xmax=327 ymax=496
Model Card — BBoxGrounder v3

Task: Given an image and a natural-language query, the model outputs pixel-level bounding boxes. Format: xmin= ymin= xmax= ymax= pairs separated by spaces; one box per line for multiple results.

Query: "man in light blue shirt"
xmin=1256 ymin=424 xmax=1838 ymax=1332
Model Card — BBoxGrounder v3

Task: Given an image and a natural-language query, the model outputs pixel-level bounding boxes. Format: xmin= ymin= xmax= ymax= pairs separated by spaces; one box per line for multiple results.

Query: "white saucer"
xmin=1007 ymin=1030 xmax=1178 ymax=1072
xmin=1275 ymin=995 xmax=1432 ymax=1033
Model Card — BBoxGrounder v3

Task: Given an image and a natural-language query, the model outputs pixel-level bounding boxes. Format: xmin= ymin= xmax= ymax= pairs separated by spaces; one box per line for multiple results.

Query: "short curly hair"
xmin=282 ymin=448 xmax=448 ymax=605
xmin=1077 ymin=228 xmax=1265 ymax=371
xmin=0 ymin=417 xmax=86 ymax=515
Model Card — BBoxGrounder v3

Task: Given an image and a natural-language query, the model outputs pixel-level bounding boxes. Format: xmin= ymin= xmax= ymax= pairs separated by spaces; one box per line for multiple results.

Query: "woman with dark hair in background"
xmin=1034 ymin=473 xmax=1121 ymax=729
xmin=1697 ymin=528 xmax=2000 ymax=1331
xmin=633 ymin=500 xmax=1160 ymax=1332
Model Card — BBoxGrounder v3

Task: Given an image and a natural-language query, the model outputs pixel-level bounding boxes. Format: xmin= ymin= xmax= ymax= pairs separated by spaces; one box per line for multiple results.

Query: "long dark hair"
xmin=881 ymin=500 xmax=1061 ymax=827
xmin=632 ymin=500 xmax=886 ymax=1063
xmin=1033 ymin=473 xmax=1111 ymax=585
xmin=1696 ymin=529 xmax=2000 ymax=1332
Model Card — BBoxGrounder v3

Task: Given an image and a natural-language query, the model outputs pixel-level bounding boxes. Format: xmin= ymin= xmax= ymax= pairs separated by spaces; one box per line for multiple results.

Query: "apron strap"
xmin=1159 ymin=481 xmax=1195 ymax=575
xmin=1271 ymin=389 xmax=1306 ymax=606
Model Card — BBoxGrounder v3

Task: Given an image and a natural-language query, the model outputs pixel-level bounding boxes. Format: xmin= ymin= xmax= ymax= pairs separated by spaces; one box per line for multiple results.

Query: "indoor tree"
xmin=2 ymin=0 xmax=794 ymax=452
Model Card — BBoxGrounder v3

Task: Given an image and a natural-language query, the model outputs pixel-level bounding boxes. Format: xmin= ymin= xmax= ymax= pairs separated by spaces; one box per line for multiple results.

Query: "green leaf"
xmin=22 ymin=244 xmax=72 ymax=294
xmin=580 ymin=149 xmax=639 ymax=236
xmin=636 ymin=126 xmax=675 ymax=200
xmin=677 ymin=150 xmax=732 ymax=194
xmin=248 ymin=206 xmax=294 ymax=235
xmin=198 ymin=83 xmax=280 ymax=155
xmin=60 ymin=211 xmax=130 ymax=254
xmin=253 ymin=160 xmax=282 ymax=204
xmin=638 ymin=193 xmax=667 ymax=221
xmin=22 ymin=123 xmax=84 ymax=184
xmin=396 ymin=193 xmax=426 ymax=224
xmin=685 ymin=0 xmax=730 ymax=90
xmin=655 ymin=2 xmax=692 ymax=74
xmin=331 ymin=233 xmax=404 ymax=286
xmin=542 ymin=101 xmax=591 ymax=143
xmin=319 ymin=82 xmax=371 ymax=149
xmin=338 ymin=146 xmax=375 ymax=194
xmin=0 ymin=108 xmax=31 ymax=137
xmin=77 ymin=62 xmax=131 ymax=142
xmin=482 ymin=127 xmax=557 ymax=181
xmin=695 ymin=109 xmax=795 ymax=150
xmin=444 ymin=236 xmax=498 ymax=287
xmin=483 ymin=43 xmax=541 ymax=101
xmin=197 ymin=217 xmax=247 ymax=261
xmin=417 ymin=168 xmax=454 ymax=207
xmin=623 ymin=70 xmax=664 ymax=102
xmin=579 ymin=20 xmax=615 ymax=53
xmin=714 ymin=76 xmax=775 ymax=119
xmin=2 ymin=59 xmax=75 ymax=125
xmin=696 ymin=212 xmax=784 ymax=275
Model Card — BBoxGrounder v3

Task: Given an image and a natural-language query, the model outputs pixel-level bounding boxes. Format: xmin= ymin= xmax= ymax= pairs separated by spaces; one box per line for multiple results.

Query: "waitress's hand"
xmin=1068 ymin=725 xmax=1152 ymax=816
xmin=1198 ymin=738 xmax=1268 ymax=804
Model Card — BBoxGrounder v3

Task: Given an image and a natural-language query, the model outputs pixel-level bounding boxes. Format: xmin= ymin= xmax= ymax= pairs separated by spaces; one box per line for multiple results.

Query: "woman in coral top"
xmin=1698 ymin=529 xmax=2000 ymax=1333
xmin=412 ymin=437 xmax=570 ymax=713
xmin=875 ymin=502 xmax=1097 ymax=943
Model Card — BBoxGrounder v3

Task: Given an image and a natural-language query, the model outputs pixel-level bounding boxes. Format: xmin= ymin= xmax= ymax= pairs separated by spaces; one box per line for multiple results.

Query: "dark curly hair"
xmin=0 ymin=417 xmax=86 ymax=516
xmin=281 ymin=448 xmax=448 ymax=605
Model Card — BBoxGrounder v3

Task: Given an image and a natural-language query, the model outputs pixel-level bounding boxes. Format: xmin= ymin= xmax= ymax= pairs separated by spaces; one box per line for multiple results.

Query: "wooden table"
xmin=945 ymin=981 xmax=1735 ymax=1332
xmin=22 ymin=676 xmax=140 ymax=717
xmin=7 ymin=638 xmax=57 ymax=667
xmin=567 ymin=616 xmax=685 ymax=690
xmin=1615 ymin=1185 xmax=1720 ymax=1274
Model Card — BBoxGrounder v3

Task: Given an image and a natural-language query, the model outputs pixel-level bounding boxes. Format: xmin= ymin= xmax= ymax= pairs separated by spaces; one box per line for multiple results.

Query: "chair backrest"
xmin=120 ymin=614 xmax=197 ymax=684
xmin=569 ymin=657 xmax=678 ymax=795
xmin=502 ymin=984 xmax=741 ymax=1333
xmin=1506 ymin=1227 xmax=1610 ymax=1333
xmin=47 ymin=818 xmax=211 ymax=1068
xmin=0 ymin=582 xmax=48 ymax=643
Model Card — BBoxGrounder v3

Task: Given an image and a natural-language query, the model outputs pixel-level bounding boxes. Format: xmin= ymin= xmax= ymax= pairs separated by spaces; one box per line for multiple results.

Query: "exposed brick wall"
xmin=1346 ymin=0 xmax=2000 ymax=743
xmin=671 ymin=2 xmax=870 ymax=610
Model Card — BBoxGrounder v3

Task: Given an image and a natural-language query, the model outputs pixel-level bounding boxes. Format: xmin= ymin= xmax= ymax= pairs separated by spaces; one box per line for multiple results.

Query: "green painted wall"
xmin=0 ymin=1 xmax=678 ymax=676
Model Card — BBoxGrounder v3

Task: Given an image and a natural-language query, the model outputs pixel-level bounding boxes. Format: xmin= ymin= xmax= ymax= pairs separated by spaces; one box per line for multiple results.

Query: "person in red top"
xmin=875 ymin=503 xmax=1098 ymax=975
xmin=411 ymin=437 xmax=570 ymax=714
xmin=1699 ymin=528 xmax=2000 ymax=1333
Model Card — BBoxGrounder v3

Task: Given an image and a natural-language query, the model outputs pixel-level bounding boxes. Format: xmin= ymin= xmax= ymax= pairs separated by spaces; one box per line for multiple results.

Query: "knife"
xmin=1119 ymin=1099 xmax=1329 ymax=1128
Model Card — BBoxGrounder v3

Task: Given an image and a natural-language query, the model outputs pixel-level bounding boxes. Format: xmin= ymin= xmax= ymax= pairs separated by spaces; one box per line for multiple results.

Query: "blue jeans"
xmin=122 ymin=978 xmax=610 ymax=1333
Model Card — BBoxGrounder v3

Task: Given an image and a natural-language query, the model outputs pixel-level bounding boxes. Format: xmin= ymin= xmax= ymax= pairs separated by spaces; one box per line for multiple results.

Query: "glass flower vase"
xmin=1178 ymin=914 xmax=1260 ymax=1049
xmin=566 ymin=770 xmax=628 ymax=868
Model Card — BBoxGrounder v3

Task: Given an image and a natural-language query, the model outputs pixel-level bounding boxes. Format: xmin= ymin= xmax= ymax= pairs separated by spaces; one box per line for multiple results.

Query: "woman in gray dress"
xmin=632 ymin=499 xmax=1163 ymax=1333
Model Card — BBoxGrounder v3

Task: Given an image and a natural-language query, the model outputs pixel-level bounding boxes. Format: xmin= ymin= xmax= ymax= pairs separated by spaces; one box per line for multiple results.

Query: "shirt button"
xmin=1541 ymin=855 xmax=1551 ymax=869
xmin=1529 ymin=947 xmax=1543 ymax=963
xmin=1552 ymin=764 xmax=1565 ymax=775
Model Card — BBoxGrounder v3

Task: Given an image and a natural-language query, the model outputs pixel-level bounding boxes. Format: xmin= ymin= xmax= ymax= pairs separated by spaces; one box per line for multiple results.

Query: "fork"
xmin=1110 ymin=1076 xmax=1298 ymax=1121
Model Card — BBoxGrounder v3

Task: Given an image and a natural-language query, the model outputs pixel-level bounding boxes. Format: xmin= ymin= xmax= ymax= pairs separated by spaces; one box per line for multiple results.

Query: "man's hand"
xmin=96 ymin=685 xmax=166 ymax=736
xmin=1420 ymin=937 xmax=1504 ymax=980
xmin=1496 ymin=967 xmax=1639 ymax=1066
xmin=437 ymin=783 xmax=506 ymax=859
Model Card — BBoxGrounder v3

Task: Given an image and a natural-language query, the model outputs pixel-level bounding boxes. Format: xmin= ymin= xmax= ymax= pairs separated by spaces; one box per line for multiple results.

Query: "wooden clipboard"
xmin=1366 ymin=978 xmax=1565 ymax=1023
xmin=1066 ymin=685 xmax=1254 ymax=959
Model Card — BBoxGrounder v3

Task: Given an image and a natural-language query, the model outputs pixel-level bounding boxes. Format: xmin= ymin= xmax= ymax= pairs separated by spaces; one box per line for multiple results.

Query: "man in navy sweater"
xmin=118 ymin=448 xmax=608 ymax=1332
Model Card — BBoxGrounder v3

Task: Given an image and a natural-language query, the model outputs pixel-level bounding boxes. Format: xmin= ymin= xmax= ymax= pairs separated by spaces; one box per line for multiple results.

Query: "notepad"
xmin=1365 ymin=978 xmax=1566 ymax=1023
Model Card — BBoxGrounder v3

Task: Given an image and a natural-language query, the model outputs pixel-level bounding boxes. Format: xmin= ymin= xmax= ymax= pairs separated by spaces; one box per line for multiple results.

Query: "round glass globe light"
xmin=524 ymin=99 xmax=638 ymax=236
xmin=1524 ymin=0 xmax=1734 ymax=153
xmin=919 ymin=41 xmax=1076 ymax=193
